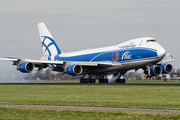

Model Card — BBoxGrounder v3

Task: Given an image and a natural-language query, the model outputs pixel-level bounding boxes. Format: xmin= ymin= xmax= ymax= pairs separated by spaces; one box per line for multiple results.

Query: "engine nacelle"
xmin=160 ymin=64 xmax=173 ymax=74
xmin=66 ymin=64 xmax=83 ymax=75
xmin=150 ymin=65 xmax=162 ymax=76
xmin=18 ymin=62 xmax=34 ymax=73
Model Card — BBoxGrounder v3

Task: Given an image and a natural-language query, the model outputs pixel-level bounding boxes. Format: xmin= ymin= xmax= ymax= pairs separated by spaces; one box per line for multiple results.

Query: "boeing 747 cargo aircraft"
xmin=0 ymin=22 xmax=175 ymax=83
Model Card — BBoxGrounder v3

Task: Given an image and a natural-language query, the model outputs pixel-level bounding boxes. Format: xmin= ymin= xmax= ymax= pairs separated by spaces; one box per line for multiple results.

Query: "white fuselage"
xmin=52 ymin=37 xmax=166 ymax=74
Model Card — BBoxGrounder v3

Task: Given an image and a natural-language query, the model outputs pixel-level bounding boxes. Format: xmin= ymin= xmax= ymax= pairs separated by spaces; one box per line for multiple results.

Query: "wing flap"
xmin=25 ymin=59 xmax=64 ymax=64
xmin=65 ymin=61 xmax=113 ymax=67
xmin=0 ymin=57 xmax=113 ymax=66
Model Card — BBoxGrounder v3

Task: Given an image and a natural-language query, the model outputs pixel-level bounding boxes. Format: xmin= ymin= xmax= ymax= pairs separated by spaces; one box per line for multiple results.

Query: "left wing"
xmin=0 ymin=57 xmax=64 ymax=72
xmin=0 ymin=57 xmax=63 ymax=64
xmin=0 ymin=57 xmax=113 ymax=73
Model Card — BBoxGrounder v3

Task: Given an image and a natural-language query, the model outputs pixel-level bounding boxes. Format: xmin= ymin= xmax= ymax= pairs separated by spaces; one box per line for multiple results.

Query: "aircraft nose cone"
xmin=157 ymin=47 xmax=166 ymax=58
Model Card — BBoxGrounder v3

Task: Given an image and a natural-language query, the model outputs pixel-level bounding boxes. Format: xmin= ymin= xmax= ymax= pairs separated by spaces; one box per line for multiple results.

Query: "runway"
xmin=0 ymin=104 xmax=180 ymax=114
xmin=0 ymin=83 xmax=180 ymax=86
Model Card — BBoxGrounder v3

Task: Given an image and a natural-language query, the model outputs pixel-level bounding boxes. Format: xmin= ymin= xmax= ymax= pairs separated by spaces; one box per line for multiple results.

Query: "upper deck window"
xmin=146 ymin=39 xmax=156 ymax=42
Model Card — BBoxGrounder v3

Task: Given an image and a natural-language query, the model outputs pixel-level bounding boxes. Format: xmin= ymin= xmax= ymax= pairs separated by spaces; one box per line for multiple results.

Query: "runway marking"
xmin=0 ymin=105 xmax=180 ymax=114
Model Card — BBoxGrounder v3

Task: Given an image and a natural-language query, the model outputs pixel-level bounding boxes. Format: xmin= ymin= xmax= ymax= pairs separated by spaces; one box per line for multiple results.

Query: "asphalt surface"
xmin=0 ymin=105 xmax=180 ymax=113
xmin=0 ymin=83 xmax=180 ymax=86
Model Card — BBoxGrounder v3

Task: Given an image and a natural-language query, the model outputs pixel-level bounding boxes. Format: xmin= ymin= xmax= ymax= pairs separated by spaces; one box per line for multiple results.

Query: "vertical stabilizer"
xmin=37 ymin=22 xmax=62 ymax=57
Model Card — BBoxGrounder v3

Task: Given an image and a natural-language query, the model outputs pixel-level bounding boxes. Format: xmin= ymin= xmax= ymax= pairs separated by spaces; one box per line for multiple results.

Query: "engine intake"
xmin=66 ymin=64 xmax=83 ymax=75
xmin=160 ymin=64 xmax=173 ymax=74
xmin=150 ymin=65 xmax=162 ymax=76
xmin=18 ymin=62 xmax=34 ymax=73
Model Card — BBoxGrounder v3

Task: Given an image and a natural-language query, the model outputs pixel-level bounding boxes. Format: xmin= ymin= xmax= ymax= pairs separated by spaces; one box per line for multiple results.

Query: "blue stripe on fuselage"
xmin=54 ymin=47 xmax=158 ymax=63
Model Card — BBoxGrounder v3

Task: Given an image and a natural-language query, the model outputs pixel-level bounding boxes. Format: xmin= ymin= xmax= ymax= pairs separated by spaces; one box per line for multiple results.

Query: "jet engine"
xmin=160 ymin=64 xmax=173 ymax=74
xmin=150 ymin=65 xmax=162 ymax=76
xmin=66 ymin=64 xmax=83 ymax=75
xmin=18 ymin=62 xmax=35 ymax=73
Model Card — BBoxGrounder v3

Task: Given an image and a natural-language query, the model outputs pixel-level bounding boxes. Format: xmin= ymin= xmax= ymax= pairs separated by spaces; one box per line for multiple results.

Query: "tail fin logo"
xmin=41 ymin=36 xmax=61 ymax=56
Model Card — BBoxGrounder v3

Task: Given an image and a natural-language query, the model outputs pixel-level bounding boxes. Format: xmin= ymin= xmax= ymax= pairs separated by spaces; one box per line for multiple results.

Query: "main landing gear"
xmin=115 ymin=72 xmax=126 ymax=83
xmin=80 ymin=77 xmax=96 ymax=83
xmin=99 ymin=78 xmax=125 ymax=83
xmin=116 ymin=79 xmax=126 ymax=83
xmin=99 ymin=78 xmax=108 ymax=83
xmin=79 ymin=74 xmax=126 ymax=84
xmin=98 ymin=74 xmax=126 ymax=83
xmin=98 ymin=74 xmax=108 ymax=83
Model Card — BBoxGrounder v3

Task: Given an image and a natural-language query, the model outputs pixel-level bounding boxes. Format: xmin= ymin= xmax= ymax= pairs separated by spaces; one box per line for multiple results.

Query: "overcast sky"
xmin=0 ymin=0 xmax=180 ymax=76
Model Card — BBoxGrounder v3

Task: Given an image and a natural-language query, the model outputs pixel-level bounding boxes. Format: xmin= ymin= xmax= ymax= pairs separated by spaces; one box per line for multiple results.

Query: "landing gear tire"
xmin=89 ymin=79 xmax=92 ymax=83
xmin=84 ymin=79 xmax=89 ymax=83
xmin=122 ymin=79 xmax=125 ymax=83
xmin=99 ymin=79 xmax=102 ymax=83
xmin=80 ymin=78 xmax=83 ymax=83
xmin=90 ymin=79 xmax=96 ymax=83
xmin=80 ymin=78 xmax=96 ymax=84
xmin=99 ymin=79 xmax=108 ymax=83
xmin=116 ymin=79 xmax=120 ymax=83
xmin=116 ymin=79 xmax=126 ymax=83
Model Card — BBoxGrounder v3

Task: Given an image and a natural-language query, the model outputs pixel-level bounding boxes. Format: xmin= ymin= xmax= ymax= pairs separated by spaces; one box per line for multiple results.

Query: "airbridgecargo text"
xmin=119 ymin=45 xmax=136 ymax=49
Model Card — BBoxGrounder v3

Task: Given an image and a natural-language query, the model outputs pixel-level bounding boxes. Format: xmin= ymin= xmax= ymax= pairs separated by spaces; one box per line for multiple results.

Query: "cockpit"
xmin=146 ymin=39 xmax=156 ymax=42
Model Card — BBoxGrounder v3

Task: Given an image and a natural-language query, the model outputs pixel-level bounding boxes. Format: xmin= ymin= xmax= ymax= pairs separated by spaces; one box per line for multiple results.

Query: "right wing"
xmin=158 ymin=53 xmax=175 ymax=64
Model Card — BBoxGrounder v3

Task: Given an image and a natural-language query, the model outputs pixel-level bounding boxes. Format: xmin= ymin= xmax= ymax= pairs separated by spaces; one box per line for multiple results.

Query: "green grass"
xmin=1 ymin=85 xmax=180 ymax=119
xmin=0 ymin=85 xmax=180 ymax=110
xmin=0 ymin=107 xmax=180 ymax=120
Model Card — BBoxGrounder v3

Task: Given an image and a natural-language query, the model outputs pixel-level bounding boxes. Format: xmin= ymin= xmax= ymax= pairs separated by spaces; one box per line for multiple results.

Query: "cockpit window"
xmin=146 ymin=39 xmax=156 ymax=42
